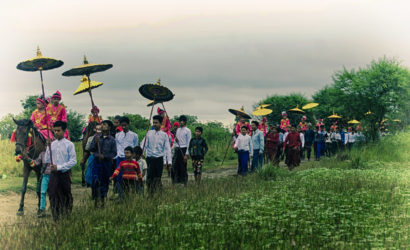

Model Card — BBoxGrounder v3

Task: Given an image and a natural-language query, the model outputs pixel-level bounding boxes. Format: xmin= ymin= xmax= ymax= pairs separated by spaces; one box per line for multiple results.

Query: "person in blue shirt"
xmin=250 ymin=121 xmax=264 ymax=171
xmin=304 ymin=124 xmax=315 ymax=161
xmin=339 ymin=127 xmax=346 ymax=150
xmin=315 ymin=125 xmax=327 ymax=160
xmin=45 ymin=121 xmax=77 ymax=221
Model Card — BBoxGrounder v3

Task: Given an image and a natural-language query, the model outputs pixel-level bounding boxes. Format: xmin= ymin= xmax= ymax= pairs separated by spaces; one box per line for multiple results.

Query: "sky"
xmin=1 ymin=0 xmax=409 ymax=125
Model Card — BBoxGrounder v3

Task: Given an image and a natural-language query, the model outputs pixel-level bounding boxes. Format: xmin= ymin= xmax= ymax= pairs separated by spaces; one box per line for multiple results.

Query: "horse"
xmin=80 ymin=121 xmax=98 ymax=186
xmin=13 ymin=118 xmax=45 ymax=216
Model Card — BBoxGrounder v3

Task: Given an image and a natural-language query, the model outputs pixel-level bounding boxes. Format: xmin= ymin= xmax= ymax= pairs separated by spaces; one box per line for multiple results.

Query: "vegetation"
xmin=0 ymin=130 xmax=408 ymax=249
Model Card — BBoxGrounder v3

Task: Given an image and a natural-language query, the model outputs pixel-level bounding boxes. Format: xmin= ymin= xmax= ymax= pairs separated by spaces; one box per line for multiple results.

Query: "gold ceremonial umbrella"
xmin=147 ymin=100 xmax=161 ymax=107
xmin=62 ymin=55 xmax=113 ymax=108
xmin=348 ymin=119 xmax=360 ymax=124
xmin=302 ymin=103 xmax=319 ymax=110
xmin=252 ymin=108 xmax=272 ymax=116
xmin=328 ymin=114 xmax=342 ymax=119
xmin=255 ymin=101 xmax=271 ymax=109
xmin=229 ymin=106 xmax=251 ymax=119
xmin=365 ymin=110 xmax=372 ymax=115
xmin=73 ymin=75 xmax=103 ymax=95
xmin=16 ymin=46 xmax=64 ymax=165
xmin=288 ymin=106 xmax=305 ymax=114
xmin=393 ymin=119 xmax=401 ymax=122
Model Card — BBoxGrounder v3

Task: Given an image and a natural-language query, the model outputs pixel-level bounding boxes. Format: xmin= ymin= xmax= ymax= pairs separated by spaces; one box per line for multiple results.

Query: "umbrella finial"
xmin=81 ymin=75 xmax=88 ymax=82
xmin=240 ymin=106 xmax=244 ymax=112
xmin=36 ymin=46 xmax=42 ymax=57
xmin=83 ymin=55 xmax=89 ymax=64
xmin=157 ymin=78 xmax=161 ymax=85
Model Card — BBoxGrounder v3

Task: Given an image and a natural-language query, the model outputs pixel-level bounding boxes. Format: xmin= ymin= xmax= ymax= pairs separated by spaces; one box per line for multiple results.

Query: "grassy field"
xmin=0 ymin=131 xmax=409 ymax=249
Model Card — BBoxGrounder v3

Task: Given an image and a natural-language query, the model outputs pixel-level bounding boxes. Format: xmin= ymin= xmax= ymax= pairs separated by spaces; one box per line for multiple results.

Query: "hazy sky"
xmin=1 ymin=0 xmax=409 ymax=125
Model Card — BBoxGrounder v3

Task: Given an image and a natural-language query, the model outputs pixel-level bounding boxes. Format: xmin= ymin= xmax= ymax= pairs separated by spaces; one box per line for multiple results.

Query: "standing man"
xmin=45 ymin=121 xmax=76 ymax=220
xmin=283 ymin=126 xmax=301 ymax=170
xmin=141 ymin=115 xmax=172 ymax=195
xmin=304 ymin=124 xmax=315 ymax=161
xmin=89 ymin=120 xmax=116 ymax=207
xmin=115 ymin=116 xmax=139 ymax=195
xmin=250 ymin=121 xmax=264 ymax=172
xmin=172 ymin=115 xmax=191 ymax=185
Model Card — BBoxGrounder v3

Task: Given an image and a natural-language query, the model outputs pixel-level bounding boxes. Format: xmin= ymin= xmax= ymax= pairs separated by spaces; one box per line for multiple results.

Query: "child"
xmin=133 ymin=146 xmax=147 ymax=186
xmin=31 ymin=152 xmax=49 ymax=218
xmin=188 ymin=126 xmax=209 ymax=185
xmin=110 ymin=146 xmax=143 ymax=196
xmin=234 ymin=126 xmax=253 ymax=176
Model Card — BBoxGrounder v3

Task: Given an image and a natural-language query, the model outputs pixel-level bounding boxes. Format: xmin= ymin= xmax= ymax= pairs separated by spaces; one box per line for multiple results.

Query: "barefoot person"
xmin=188 ymin=126 xmax=208 ymax=185
xmin=45 ymin=121 xmax=76 ymax=220
xmin=172 ymin=115 xmax=191 ymax=185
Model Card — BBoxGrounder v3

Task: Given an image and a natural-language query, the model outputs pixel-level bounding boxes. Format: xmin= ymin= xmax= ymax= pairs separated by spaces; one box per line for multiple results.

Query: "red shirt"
xmin=112 ymin=160 xmax=142 ymax=182
xmin=266 ymin=132 xmax=279 ymax=147
xmin=284 ymin=132 xmax=301 ymax=148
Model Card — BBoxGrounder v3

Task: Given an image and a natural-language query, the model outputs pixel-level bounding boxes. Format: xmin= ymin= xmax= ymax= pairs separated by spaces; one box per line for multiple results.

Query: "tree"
xmin=20 ymin=95 xmax=38 ymax=119
xmin=171 ymin=114 xmax=198 ymax=125
xmin=259 ymin=93 xmax=310 ymax=127
xmin=67 ymin=111 xmax=86 ymax=142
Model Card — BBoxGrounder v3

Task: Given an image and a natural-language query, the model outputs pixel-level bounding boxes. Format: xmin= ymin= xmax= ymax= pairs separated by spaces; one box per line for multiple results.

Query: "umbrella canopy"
xmin=392 ymin=119 xmax=401 ymax=122
xmin=17 ymin=46 xmax=63 ymax=71
xmin=139 ymin=79 xmax=174 ymax=102
xmin=288 ymin=106 xmax=305 ymax=114
xmin=255 ymin=101 xmax=271 ymax=109
xmin=365 ymin=110 xmax=373 ymax=115
xmin=228 ymin=107 xmax=251 ymax=119
xmin=62 ymin=56 xmax=112 ymax=76
xmin=302 ymin=103 xmax=319 ymax=110
xmin=348 ymin=119 xmax=360 ymax=124
xmin=73 ymin=75 xmax=103 ymax=95
xmin=252 ymin=108 xmax=272 ymax=116
xmin=328 ymin=114 xmax=342 ymax=119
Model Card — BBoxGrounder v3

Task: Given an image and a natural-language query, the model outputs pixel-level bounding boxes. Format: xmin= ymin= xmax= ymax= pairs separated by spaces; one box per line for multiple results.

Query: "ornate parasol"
xmin=252 ymin=108 xmax=272 ymax=116
xmin=139 ymin=79 xmax=174 ymax=102
xmin=147 ymin=100 xmax=161 ymax=107
xmin=302 ymin=103 xmax=319 ymax=110
xmin=73 ymin=75 xmax=103 ymax=95
xmin=365 ymin=110 xmax=373 ymax=115
xmin=255 ymin=101 xmax=271 ymax=110
xmin=392 ymin=119 xmax=401 ymax=122
xmin=288 ymin=106 xmax=305 ymax=114
xmin=16 ymin=46 xmax=64 ymax=164
xmin=62 ymin=55 xmax=112 ymax=108
xmin=348 ymin=119 xmax=360 ymax=124
xmin=228 ymin=106 xmax=251 ymax=119
xmin=328 ymin=114 xmax=342 ymax=119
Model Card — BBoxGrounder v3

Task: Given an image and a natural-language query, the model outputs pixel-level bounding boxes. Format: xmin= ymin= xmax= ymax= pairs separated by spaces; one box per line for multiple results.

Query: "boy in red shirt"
xmin=110 ymin=146 xmax=143 ymax=196
xmin=283 ymin=126 xmax=301 ymax=170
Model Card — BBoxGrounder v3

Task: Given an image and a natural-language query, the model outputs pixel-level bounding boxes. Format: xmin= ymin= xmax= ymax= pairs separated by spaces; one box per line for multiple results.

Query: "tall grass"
xmin=1 ymin=131 xmax=409 ymax=248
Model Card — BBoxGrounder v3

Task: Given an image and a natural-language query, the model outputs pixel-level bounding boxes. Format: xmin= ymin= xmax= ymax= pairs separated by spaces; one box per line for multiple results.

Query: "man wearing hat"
xmin=88 ymin=106 xmax=102 ymax=124
xmin=46 ymin=91 xmax=70 ymax=139
xmin=89 ymin=120 xmax=117 ymax=207
xmin=31 ymin=96 xmax=51 ymax=139
xmin=280 ymin=112 xmax=290 ymax=132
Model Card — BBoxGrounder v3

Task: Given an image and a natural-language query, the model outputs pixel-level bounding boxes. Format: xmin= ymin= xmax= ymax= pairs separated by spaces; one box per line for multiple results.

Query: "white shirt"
xmin=45 ymin=138 xmax=77 ymax=173
xmin=347 ymin=132 xmax=356 ymax=143
xmin=141 ymin=130 xmax=172 ymax=164
xmin=137 ymin=158 xmax=148 ymax=182
xmin=234 ymin=134 xmax=253 ymax=156
xmin=115 ymin=130 xmax=139 ymax=158
xmin=299 ymin=132 xmax=305 ymax=148
xmin=284 ymin=132 xmax=289 ymax=144
xmin=175 ymin=126 xmax=191 ymax=155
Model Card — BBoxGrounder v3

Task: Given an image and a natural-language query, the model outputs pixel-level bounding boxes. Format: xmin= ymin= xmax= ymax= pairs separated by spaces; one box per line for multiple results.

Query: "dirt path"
xmin=0 ymin=166 xmax=238 ymax=226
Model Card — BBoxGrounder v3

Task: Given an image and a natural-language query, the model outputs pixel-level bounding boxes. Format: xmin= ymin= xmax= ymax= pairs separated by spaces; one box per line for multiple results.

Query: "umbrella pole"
xmin=87 ymin=74 xmax=96 ymax=108
xmin=142 ymin=100 xmax=155 ymax=152
xmin=160 ymin=103 xmax=185 ymax=159
xmin=39 ymin=69 xmax=53 ymax=165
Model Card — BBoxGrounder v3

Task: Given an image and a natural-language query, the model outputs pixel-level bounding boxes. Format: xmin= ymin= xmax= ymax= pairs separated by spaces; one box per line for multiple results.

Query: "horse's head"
xmin=13 ymin=118 xmax=34 ymax=155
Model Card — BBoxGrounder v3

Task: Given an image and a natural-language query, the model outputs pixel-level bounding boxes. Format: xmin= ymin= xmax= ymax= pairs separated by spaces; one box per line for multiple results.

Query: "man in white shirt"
xmin=141 ymin=115 xmax=172 ymax=195
xmin=250 ymin=121 xmax=264 ymax=172
xmin=234 ymin=126 xmax=253 ymax=176
xmin=45 ymin=121 xmax=77 ymax=221
xmin=172 ymin=115 xmax=191 ymax=185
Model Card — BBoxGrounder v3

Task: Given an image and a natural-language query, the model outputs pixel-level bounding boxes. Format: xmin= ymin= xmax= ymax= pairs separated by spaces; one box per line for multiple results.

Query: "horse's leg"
xmin=17 ymin=164 xmax=29 ymax=216
xmin=81 ymin=151 xmax=90 ymax=186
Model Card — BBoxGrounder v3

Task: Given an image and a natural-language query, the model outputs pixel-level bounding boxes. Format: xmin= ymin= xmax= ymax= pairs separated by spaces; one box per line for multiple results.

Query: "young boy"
xmin=45 ymin=121 xmax=77 ymax=221
xmin=234 ymin=126 xmax=253 ymax=176
xmin=188 ymin=126 xmax=209 ymax=185
xmin=110 ymin=146 xmax=143 ymax=196
xmin=133 ymin=146 xmax=147 ymax=185
xmin=250 ymin=121 xmax=264 ymax=171
xmin=32 ymin=151 xmax=49 ymax=218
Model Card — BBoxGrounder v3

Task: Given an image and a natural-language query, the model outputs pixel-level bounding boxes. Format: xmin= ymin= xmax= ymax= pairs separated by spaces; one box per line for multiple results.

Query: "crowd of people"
xmin=25 ymin=91 xmax=367 ymax=221
xmin=232 ymin=112 xmax=365 ymax=174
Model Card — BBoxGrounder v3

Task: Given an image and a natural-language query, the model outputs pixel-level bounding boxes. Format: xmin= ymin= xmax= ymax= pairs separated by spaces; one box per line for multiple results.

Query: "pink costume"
xmin=158 ymin=108 xmax=173 ymax=145
xmin=316 ymin=119 xmax=324 ymax=128
xmin=258 ymin=117 xmax=268 ymax=136
xmin=47 ymin=91 xmax=70 ymax=139
xmin=31 ymin=109 xmax=52 ymax=139
xmin=235 ymin=121 xmax=251 ymax=136
xmin=299 ymin=116 xmax=308 ymax=131
xmin=280 ymin=112 xmax=290 ymax=132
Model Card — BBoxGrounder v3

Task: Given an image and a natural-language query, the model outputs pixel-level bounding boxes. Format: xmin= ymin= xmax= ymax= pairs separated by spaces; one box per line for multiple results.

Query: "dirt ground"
xmin=0 ymin=166 xmax=238 ymax=226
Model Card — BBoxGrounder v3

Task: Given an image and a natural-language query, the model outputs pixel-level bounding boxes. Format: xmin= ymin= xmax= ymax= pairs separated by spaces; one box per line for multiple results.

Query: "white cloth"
xmin=234 ymin=134 xmax=253 ymax=156
xmin=115 ymin=131 xmax=139 ymax=158
xmin=175 ymin=126 xmax=191 ymax=155
xmin=347 ymin=132 xmax=356 ymax=143
xmin=137 ymin=158 xmax=148 ymax=182
xmin=45 ymin=138 xmax=77 ymax=173
xmin=284 ymin=132 xmax=289 ymax=144
xmin=299 ymin=132 xmax=305 ymax=148
xmin=141 ymin=130 xmax=172 ymax=164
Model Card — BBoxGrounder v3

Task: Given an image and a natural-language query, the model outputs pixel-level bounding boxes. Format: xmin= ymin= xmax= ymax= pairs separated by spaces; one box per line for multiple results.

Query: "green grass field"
xmin=0 ymin=131 xmax=409 ymax=249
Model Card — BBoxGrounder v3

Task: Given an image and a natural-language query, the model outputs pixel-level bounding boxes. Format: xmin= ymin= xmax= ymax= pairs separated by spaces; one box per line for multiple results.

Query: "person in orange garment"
xmin=46 ymin=91 xmax=70 ymax=140
xmin=280 ymin=112 xmax=290 ymax=132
